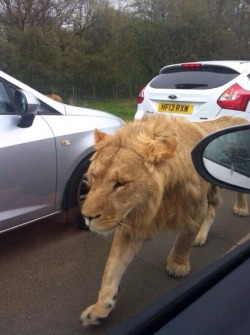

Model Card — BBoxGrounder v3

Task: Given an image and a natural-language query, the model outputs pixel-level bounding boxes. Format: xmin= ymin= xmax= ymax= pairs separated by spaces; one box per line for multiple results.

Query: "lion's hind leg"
xmin=194 ymin=185 xmax=221 ymax=247
xmin=234 ymin=193 xmax=249 ymax=217
xmin=193 ymin=204 xmax=216 ymax=246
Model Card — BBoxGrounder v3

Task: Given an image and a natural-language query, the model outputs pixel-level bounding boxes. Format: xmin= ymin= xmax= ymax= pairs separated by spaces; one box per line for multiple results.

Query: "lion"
xmin=80 ymin=114 xmax=249 ymax=326
xmin=46 ymin=93 xmax=63 ymax=103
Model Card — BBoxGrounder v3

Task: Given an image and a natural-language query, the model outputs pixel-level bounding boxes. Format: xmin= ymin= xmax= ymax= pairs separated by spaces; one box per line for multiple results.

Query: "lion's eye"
xmin=113 ymin=180 xmax=128 ymax=189
xmin=86 ymin=172 xmax=95 ymax=187
xmin=83 ymin=178 xmax=90 ymax=189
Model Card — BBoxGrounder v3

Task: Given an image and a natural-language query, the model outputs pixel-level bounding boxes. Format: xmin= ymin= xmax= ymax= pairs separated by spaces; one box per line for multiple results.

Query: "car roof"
xmin=160 ymin=60 xmax=250 ymax=74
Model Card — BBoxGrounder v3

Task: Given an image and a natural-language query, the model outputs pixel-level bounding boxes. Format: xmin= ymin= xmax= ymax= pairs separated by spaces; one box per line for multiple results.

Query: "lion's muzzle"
xmin=82 ymin=211 xmax=120 ymax=234
xmin=83 ymin=213 xmax=101 ymax=228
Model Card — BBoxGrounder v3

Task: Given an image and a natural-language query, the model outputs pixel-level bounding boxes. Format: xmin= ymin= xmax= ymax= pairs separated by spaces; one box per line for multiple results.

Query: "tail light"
xmin=136 ymin=87 xmax=145 ymax=104
xmin=181 ymin=63 xmax=201 ymax=69
xmin=217 ymin=83 xmax=250 ymax=111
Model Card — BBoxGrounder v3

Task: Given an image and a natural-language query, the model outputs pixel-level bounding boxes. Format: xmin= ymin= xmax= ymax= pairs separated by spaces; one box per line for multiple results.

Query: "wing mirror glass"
xmin=16 ymin=90 xmax=40 ymax=128
xmin=191 ymin=124 xmax=250 ymax=193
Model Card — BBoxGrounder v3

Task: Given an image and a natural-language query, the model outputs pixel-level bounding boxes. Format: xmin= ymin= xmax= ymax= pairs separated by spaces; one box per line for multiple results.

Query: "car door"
xmin=0 ymin=81 xmax=57 ymax=233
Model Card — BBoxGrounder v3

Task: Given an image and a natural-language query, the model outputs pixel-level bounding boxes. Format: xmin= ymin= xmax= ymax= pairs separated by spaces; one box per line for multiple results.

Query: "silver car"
xmin=0 ymin=71 xmax=125 ymax=234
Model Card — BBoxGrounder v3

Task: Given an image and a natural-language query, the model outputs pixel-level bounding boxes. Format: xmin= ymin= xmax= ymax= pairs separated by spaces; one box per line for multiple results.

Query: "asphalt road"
xmin=0 ymin=190 xmax=249 ymax=335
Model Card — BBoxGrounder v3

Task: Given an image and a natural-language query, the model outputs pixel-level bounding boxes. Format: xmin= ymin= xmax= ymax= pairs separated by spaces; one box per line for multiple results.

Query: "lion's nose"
xmin=83 ymin=214 xmax=101 ymax=227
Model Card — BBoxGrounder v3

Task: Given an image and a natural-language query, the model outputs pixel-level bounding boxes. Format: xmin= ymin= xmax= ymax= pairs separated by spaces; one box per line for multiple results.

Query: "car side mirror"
xmin=191 ymin=124 xmax=250 ymax=193
xmin=16 ymin=90 xmax=40 ymax=128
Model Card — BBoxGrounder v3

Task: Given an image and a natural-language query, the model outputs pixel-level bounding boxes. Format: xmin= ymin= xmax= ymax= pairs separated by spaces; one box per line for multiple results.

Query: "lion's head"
xmin=81 ymin=116 xmax=179 ymax=237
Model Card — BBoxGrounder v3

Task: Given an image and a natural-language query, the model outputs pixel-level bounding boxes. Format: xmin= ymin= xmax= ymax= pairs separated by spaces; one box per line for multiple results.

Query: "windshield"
xmin=150 ymin=65 xmax=239 ymax=89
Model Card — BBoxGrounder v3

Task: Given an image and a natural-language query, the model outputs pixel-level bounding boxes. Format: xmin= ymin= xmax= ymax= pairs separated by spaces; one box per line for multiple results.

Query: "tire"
xmin=65 ymin=155 xmax=92 ymax=229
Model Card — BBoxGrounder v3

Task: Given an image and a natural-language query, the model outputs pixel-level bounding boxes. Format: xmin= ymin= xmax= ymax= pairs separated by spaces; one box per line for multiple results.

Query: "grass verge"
xmin=80 ymin=98 xmax=136 ymax=121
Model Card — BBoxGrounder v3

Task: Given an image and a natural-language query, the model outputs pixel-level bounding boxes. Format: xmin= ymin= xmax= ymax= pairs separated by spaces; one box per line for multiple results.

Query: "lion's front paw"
xmin=80 ymin=295 xmax=116 ymax=327
xmin=80 ymin=301 xmax=115 ymax=327
xmin=233 ymin=206 xmax=249 ymax=217
xmin=166 ymin=260 xmax=190 ymax=278
xmin=193 ymin=232 xmax=207 ymax=247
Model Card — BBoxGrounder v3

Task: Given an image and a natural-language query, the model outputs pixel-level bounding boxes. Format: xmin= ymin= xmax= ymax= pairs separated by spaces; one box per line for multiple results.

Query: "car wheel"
xmin=66 ymin=155 xmax=92 ymax=230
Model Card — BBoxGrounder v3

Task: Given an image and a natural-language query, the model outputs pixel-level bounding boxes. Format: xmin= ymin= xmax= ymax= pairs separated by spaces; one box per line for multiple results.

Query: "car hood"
xmin=64 ymin=104 xmax=124 ymax=124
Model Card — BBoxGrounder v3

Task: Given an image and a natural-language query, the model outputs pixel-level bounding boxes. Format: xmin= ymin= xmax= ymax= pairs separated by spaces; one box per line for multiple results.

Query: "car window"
xmin=8 ymin=85 xmax=61 ymax=115
xmin=150 ymin=65 xmax=239 ymax=90
xmin=0 ymin=81 xmax=13 ymax=114
xmin=37 ymin=103 xmax=61 ymax=114
xmin=204 ymin=129 xmax=250 ymax=178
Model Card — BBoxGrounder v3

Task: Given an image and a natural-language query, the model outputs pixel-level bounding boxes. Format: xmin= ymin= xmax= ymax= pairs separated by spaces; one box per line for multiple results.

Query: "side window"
xmin=0 ymin=81 xmax=13 ymax=114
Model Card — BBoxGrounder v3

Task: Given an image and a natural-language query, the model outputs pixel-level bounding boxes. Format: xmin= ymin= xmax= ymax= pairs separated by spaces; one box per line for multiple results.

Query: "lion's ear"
xmin=94 ymin=128 xmax=111 ymax=146
xmin=134 ymin=134 xmax=178 ymax=163
xmin=145 ymin=121 xmax=178 ymax=163
xmin=146 ymin=137 xmax=177 ymax=163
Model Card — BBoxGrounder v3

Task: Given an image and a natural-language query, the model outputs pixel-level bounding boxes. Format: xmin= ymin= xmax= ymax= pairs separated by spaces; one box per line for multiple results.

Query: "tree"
xmin=0 ymin=0 xmax=249 ymax=100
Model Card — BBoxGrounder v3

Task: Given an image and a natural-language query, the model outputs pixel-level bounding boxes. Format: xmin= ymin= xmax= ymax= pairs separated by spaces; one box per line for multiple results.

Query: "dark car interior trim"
xmin=108 ymin=239 xmax=250 ymax=335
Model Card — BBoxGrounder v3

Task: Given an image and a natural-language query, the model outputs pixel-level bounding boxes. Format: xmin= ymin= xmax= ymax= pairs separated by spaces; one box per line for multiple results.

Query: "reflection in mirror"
xmin=15 ymin=90 xmax=27 ymax=115
xmin=203 ymin=129 xmax=250 ymax=190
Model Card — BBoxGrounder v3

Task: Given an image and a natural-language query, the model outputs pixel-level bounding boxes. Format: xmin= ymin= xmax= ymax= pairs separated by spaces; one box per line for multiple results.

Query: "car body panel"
xmin=138 ymin=86 xmax=222 ymax=121
xmin=0 ymin=115 xmax=56 ymax=231
xmin=41 ymin=114 xmax=123 ymax=211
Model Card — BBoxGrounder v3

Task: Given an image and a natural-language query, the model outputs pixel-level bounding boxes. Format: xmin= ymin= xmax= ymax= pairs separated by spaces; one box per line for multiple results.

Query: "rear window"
xmin=150 ymin=65 xmax=239 ymax=90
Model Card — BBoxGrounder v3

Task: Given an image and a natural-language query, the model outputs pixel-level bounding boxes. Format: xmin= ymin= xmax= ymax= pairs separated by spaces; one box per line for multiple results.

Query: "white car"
xmin=135 ymin=60 xmax=250 ymax=122
xmin=0 ymin=70 xmax=124 ymax=234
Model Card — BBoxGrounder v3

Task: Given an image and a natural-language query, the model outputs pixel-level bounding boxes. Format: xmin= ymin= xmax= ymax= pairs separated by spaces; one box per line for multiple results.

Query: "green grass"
xmin=79 ymin=98 xmax=136 ymax=121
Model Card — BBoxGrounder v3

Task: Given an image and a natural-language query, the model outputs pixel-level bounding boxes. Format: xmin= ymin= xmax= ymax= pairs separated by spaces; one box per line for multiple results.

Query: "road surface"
xmin=0 ymin=190 xmax=249 ymax=335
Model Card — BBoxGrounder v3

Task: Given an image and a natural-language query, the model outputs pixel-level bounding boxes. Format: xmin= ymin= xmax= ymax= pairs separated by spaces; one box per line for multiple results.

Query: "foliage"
xmin=0 ymin=0 xmax=249 ymax=101
xmin=81 ymin=98 xmax=136 ymax=120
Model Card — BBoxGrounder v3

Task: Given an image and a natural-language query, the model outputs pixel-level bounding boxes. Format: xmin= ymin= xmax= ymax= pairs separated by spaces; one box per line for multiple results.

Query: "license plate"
xmin=158 ymin=102 xmax=193 ymax=114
